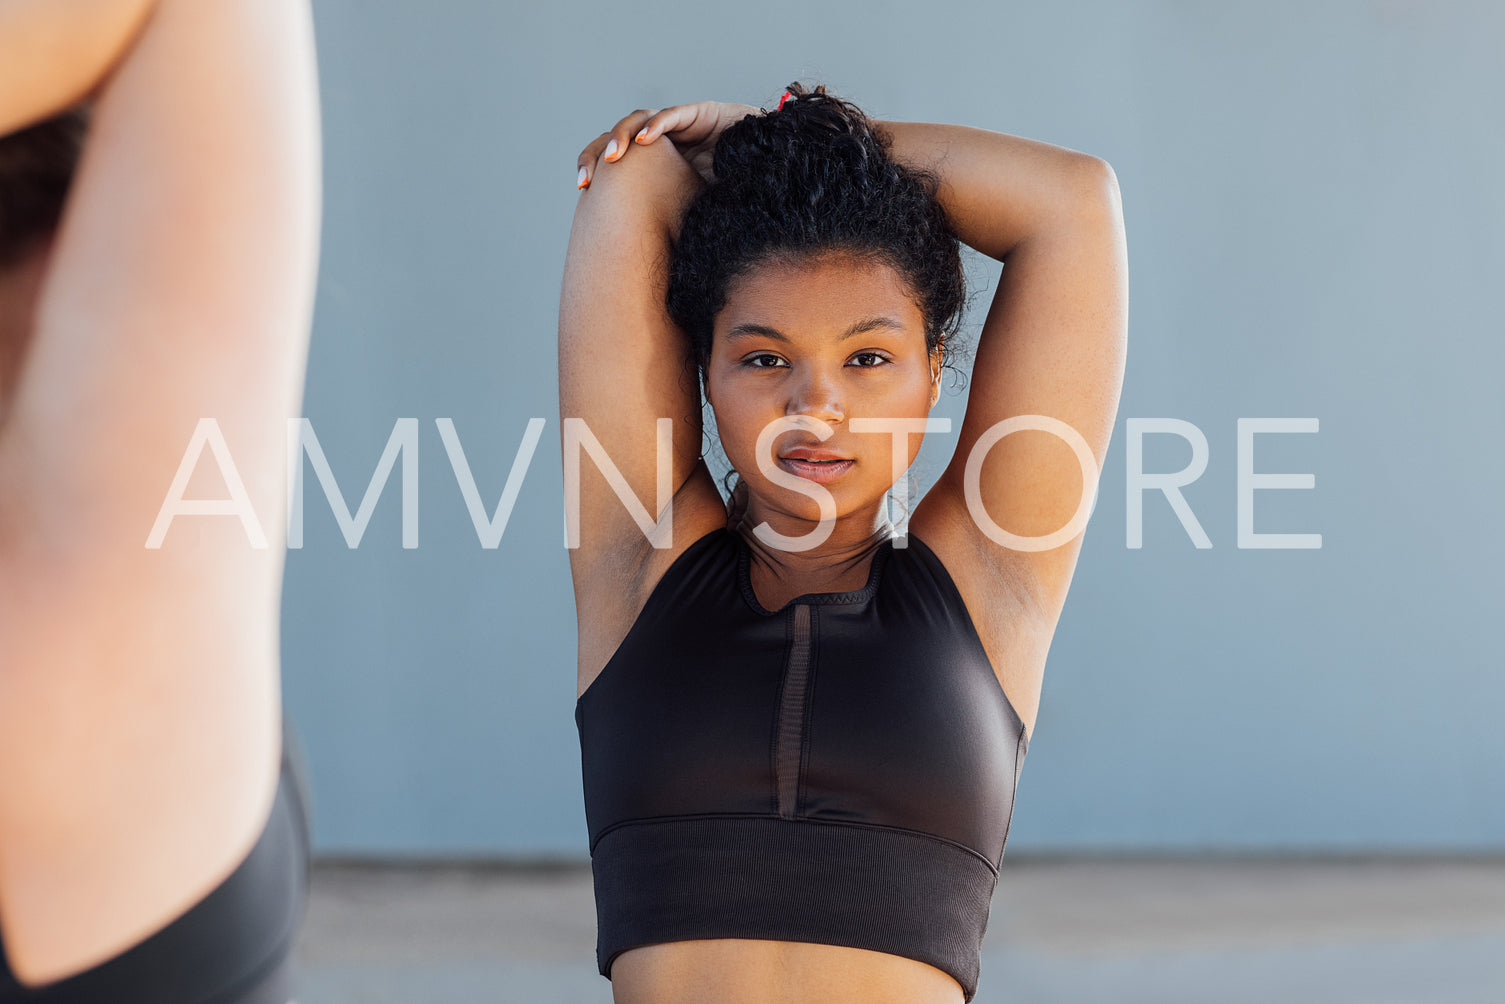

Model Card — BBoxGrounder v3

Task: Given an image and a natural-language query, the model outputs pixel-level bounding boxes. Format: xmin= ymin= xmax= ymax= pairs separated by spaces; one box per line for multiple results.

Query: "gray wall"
xmin=281 ymin=0 xmax=1505 ymax=856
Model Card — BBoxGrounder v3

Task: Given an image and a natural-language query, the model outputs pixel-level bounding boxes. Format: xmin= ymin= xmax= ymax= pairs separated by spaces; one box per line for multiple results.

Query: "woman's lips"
xmin=777 ymin=456 xmax=855 ymax=484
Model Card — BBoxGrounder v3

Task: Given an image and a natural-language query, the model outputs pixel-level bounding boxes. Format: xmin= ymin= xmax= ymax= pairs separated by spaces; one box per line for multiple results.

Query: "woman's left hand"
xmin=577 ymin=101 xmax=763 ymax=189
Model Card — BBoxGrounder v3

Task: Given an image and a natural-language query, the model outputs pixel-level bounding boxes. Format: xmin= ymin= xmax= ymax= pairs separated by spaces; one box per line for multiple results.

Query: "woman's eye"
xmin=741 ymin=353 xmax=888 ymax=369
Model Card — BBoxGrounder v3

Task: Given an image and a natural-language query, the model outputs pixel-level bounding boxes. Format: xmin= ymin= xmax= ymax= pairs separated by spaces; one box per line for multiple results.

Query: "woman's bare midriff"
xmin=609 ymin=938 xmax=966 ymax=1004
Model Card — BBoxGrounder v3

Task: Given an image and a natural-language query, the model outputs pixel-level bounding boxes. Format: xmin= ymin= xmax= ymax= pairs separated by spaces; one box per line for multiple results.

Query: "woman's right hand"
xmin=576 ymin=100 xmax=763 ymax=189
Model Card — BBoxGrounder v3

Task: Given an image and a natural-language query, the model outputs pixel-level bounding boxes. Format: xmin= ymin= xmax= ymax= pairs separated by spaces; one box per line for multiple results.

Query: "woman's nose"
xmin=786 ymin=369 xmax=845 ymax=426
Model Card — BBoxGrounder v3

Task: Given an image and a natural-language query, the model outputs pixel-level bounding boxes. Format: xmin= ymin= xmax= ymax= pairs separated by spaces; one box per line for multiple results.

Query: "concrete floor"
xmin=293 ymin=856 xmax=1505 ymax=1003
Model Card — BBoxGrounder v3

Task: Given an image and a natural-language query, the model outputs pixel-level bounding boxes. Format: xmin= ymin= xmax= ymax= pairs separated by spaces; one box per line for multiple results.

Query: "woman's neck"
xmin=733 ymin=493 xmax=896 ymax=593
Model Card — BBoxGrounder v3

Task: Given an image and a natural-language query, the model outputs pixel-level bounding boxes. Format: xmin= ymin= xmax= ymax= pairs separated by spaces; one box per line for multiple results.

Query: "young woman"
xmin=0 ymin=1 xmax=320 ymax=1000
xmin=561 ymin=83 xmax=1127 ymax=1003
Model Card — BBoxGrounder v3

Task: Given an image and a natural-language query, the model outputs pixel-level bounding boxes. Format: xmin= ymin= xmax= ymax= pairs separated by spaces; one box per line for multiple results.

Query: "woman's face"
xmin=704 ymin=252 xmax=941 ymax=530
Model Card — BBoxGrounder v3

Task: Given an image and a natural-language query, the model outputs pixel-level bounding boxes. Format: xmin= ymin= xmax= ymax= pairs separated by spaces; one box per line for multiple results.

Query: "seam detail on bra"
xmin=767 ymin=611 xmax=795 ymax=816
xmin=798 ymin=606 xmax=821 ymax=818
xmin=774 ymin=604 xmax=813 ymax=819
xmin=590 ymin=811 xmax=999 ymax=874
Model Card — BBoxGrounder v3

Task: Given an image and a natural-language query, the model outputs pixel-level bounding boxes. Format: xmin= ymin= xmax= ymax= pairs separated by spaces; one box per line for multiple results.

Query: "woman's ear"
xmin=928 ymin=344 xmax=944 ymax=408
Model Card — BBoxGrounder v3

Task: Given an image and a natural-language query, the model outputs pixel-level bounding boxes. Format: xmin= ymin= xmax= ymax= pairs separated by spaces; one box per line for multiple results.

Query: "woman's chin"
xmin=741 ymin=480 xmax=893 ymax=534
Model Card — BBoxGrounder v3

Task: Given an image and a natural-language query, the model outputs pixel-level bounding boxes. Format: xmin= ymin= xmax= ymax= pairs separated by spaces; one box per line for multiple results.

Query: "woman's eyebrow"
xmin=724 ymin=316 xmax=908 ymax=343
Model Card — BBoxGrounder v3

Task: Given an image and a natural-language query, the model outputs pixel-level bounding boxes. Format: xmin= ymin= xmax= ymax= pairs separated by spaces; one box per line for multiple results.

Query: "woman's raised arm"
xmin=559 ymin=119 xmax=712 ymax=596
xmin=0 ymin=0 xmax=319 ymax=984
xmin=0 ymin=0 xmax=320 ymax=557
xmin=893 ymin=121 xmax=1128 ymax=619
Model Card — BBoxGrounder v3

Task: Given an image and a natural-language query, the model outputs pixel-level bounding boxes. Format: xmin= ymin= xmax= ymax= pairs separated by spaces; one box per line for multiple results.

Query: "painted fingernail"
xmin=604 ymin=138 xmax=619 ymax=160
xmin=577 ymin=165 xmax=588 ymax=189
xmin=635 ymin=127 xmax=649 ymax=142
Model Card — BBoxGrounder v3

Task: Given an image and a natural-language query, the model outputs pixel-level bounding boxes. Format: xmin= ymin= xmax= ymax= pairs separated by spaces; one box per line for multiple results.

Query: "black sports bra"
xmin=575 ymin=525 xmax=1029 ymax=1002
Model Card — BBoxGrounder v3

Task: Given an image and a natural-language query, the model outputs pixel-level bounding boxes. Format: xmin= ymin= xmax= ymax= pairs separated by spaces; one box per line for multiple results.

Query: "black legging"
xmin=0 ymin=729 xmax=312 ymax=1003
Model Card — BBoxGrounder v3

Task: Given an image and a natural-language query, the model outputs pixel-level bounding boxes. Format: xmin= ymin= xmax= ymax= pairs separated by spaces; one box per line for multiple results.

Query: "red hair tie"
xmin=776 ymin=89 xmax=793 ymax=111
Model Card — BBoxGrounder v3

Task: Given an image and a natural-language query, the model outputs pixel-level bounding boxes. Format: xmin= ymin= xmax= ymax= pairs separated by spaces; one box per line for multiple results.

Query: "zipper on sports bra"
xmin=774 ymin=603 xmax=813 ymax=819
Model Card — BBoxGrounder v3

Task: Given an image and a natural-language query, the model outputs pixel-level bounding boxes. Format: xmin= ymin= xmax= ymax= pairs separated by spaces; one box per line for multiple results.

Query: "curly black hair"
xmin=665 ymin=81 xmax=971 ymax=508
xmin=0 ymin=108 xmax=88 ymax=268
xmin=666 ymin=81 xmax=968 ymax=387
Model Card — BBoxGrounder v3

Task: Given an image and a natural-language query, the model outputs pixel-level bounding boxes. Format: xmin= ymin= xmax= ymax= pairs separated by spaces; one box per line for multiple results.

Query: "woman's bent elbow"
xmin=573 ymin=138 xmax=703 ymax=234
xmin=1072 ymin=155 xmax=1123 ymax=222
